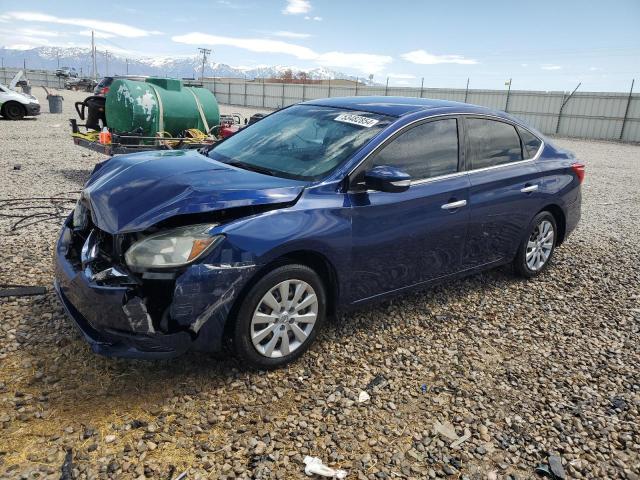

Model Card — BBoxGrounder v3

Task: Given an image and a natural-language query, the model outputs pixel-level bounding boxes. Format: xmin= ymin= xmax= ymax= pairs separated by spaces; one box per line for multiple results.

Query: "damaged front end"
xmin=54 ymin=204 xmax=258 ymax=359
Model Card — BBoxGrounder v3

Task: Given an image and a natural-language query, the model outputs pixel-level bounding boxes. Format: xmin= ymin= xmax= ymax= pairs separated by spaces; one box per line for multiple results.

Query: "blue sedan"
xmin=54 ymin=97 xmax=584 ymax=368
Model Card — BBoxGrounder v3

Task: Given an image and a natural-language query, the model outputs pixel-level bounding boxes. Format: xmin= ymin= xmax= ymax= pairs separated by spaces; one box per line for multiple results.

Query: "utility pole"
xmin=198 ymin=47 xmax=211 ymax=82
xmin=91 ymin=30 xmax=97 ymax=80
xmin=504 ymin=78 xmax=512 ymax=112
xmin=464 ymin=77 xmax=470 ymax=103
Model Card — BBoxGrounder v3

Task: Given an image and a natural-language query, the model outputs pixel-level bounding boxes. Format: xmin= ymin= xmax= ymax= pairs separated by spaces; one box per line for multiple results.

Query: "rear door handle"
xmin=441 ymin=199 xmax=467 ymax=210
xmin=520 ymin=184 xmax=539 ymax=193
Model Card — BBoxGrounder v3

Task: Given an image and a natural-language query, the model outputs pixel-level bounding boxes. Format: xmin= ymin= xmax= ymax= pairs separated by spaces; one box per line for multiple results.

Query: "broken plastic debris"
xmin=303 ymin=456 xmax=347 ymax=479
xmin=433 ymin=420 xmax=459 ymax=442
xmin=358 ymin=390 xmax=370 ymax=403
xmin=450 ymin=428 xmax=471 ymax=448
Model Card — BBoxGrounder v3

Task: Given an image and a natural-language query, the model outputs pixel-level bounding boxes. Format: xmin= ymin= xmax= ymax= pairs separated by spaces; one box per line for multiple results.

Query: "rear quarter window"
xmin=517 ymin=126 xmax=543 ymax=159
xmin=466 ymin=118 xmax=523 ymax=169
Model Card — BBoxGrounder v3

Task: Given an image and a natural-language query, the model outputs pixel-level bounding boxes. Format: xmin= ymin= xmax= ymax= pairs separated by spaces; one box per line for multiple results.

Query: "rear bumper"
xmin=564 ymin=187 xmax=582 ymax=239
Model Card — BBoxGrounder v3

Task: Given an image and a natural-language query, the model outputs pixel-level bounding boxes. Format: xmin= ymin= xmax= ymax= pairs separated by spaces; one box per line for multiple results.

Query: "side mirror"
xmin=364 ymin=165 xmax=411 ymax=193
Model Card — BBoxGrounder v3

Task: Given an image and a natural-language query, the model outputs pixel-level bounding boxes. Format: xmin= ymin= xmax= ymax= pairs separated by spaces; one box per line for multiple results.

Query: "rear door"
xmin=462 ymin=117 xmax=544 ymax=268
xmin=348 ymin=117 xmax=471 ymax=302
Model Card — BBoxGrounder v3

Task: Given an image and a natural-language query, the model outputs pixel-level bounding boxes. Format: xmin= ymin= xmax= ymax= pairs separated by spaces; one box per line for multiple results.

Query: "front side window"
xmin=517 ymin=126 xmax=543 ymax=159
xmin=466 ymin=118 xmax=523 ymax=169
xmin=209 ymin=105 xmax=392 ymax=180
xmin=371 ymin=119 xmax=459 ymax=180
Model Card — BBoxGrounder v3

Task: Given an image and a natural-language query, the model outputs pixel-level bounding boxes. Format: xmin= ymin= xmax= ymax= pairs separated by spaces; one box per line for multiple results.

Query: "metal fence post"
xmin=355 ymin=78 xmax=359 ymax=96
xmin=262 ymin=79 xmax=265 ymax=108
xmin=505 ymin=78 xmax=512 ymax=112
xmin=328 ymin=79 xmax=332 ymax=98
xmin=302 ymin=80 xmax=306 ymax=101
xmin=620 ymin=79 xmax=635 ymax=140
xmin=281 ymin=82 xmax=285 ymax=107
xmin=555 ymin=82 xmax=581 ymax=134
xmin=244 ymin=80 xmax=247 ymax=107
xmin=385 ymin=77 xmax=389 ymax=96
xmin=228 ymin=82 xmax=231 ymax=104
xmin=419 ymin=78 xmax=424 ymax=98
xmin=464 ymin=78 xmax=469 ymax=103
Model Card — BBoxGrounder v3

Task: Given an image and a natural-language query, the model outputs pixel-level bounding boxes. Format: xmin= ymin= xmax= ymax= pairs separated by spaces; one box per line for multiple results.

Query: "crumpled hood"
xmin=83 ymin=150 xmax=306 ymax=234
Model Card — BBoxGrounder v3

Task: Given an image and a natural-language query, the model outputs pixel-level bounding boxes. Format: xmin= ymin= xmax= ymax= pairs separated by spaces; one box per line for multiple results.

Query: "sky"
xmin=0 ymin=0 xmax=639 ymax=91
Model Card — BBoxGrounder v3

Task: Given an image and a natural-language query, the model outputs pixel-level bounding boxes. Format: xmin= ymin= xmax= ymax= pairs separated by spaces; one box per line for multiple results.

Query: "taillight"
xmin=571 ymin=162 xmax=585 ymax=184
xmin=101 ymin=87 xmax=110 ymax=95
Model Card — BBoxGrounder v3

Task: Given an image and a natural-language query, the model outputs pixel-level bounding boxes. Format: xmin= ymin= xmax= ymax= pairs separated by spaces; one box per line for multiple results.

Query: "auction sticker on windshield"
xmin=334 ymin=113 xmax=379 ymax=128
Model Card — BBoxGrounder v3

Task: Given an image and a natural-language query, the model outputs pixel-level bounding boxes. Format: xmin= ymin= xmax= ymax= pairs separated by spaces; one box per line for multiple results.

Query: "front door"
xmin=348 ymin=117 xmax=470 ymax=303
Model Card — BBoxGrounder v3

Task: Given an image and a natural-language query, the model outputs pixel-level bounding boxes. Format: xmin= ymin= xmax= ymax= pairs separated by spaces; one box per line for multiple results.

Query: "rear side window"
xmin=517 ymin=126 xmax=542 ymax=159
xmin=372 ymin=119 xmax=459 ymax=180
xmin=466 ymin=118 xmax=522 ymax=169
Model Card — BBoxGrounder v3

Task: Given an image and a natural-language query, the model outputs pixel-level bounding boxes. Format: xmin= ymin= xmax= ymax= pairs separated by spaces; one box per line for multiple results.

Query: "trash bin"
xmin=22 ymin=85 xmax=31 ymax=95
xmin=47 ymin=95 xmax=64 ymax=114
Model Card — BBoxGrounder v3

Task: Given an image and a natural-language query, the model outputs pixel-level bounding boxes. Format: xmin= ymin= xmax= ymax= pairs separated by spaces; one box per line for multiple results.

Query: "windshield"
xmin=208 ymin=105 xmax=392 ymax=180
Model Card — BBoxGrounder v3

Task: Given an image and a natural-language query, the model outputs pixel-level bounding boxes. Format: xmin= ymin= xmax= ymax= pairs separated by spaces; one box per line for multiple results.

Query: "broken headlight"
xmin=124 ymin=224 xmax=222 ymax=270
xmin=73 ymin=199 xmax=89 ymax=230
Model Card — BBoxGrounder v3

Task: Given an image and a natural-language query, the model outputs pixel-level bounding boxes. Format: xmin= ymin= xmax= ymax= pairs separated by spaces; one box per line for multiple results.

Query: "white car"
xmin=0 ymin=83 xmax=41 ymax=120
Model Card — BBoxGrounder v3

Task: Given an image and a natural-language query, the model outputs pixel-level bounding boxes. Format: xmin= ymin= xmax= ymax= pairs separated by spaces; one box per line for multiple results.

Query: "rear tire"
xmin=3 ymin=102 xmax=26 ymax=120
xmin=232 ymin=264 xmax=326 ymax=369
xmin=513 ymin=211 xmax=557 ymax=278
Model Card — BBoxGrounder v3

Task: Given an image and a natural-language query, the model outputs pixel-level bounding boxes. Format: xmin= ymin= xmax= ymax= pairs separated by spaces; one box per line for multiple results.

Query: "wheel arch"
xmin=222 ymin=249 xmax=339 ymax=341
xmin=538 ymin=204 xmax=566 ymax=245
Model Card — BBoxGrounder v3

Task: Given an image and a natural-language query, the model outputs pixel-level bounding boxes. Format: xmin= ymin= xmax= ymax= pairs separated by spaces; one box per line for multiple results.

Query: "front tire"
xmin=232 ymin=264 xmax=326 ymax=369
xmin=514 ymin=211 xmax=557 ymax=278
xmin=3 ymin=102 xmax=26 ymax=120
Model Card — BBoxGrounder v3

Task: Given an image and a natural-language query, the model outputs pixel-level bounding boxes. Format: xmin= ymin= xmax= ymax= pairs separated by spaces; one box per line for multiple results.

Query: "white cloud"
xmin=15 ymin=28 xmax=62 ymax=38
xmin=173 ymin=32 xmax=317 ymax=59
xmin=283 ymin=0 xmax=312 ymax=15
xmin=401 ymin=50 xmax=478 ymax=65
xmin=78 ymin=30 xmax=116 ymax=39
xmin=388 ymin=73 xmax=416 ymax=79
xmin=541 ymin=64 xmax=562 ymax=70
xmin=316 ymin=52 xmax=392 ymax=73
xmin=172 ymin=32 xmax=392 ymax=73
xmin=521 ymin=63 xmax=529 ymax=67
xmin=589 ymin=66 xmax=600 ymax=71
xmin=2 ymin=11 xmax=160 ymax=38
xmin=272 ymin=30 xmax=312 ymax=39
xmin=304 ymin=16 xmax=322 ymax=21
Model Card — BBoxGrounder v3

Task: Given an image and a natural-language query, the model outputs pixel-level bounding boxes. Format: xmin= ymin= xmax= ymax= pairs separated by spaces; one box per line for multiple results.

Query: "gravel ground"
xmin=0 ymin=88 xmax=638 ymax=480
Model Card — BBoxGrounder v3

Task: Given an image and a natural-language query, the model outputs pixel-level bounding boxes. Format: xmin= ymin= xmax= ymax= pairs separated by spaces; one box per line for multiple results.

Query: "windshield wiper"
xmin=226 ymin=161 xmax=278 ymax=177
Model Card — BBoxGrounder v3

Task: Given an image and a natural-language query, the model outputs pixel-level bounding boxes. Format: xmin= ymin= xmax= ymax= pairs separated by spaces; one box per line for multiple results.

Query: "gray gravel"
xmin=0 ymin=88 xmax=639 ymax=479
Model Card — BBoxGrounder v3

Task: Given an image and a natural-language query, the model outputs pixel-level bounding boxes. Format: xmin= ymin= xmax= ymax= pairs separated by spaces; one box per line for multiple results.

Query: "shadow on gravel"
xmin=57 ymin=168 xmax=92 ymax=185
xmin=6 ymin=263 xmax=518 ymax=427
xmin=0 ymin=117 xmax=37 ymax=122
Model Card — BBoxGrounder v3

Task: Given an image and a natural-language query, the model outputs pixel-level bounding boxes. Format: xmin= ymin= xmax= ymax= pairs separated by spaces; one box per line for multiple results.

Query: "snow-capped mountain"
xmin=0 ymin=46 xmax=368 ymax=82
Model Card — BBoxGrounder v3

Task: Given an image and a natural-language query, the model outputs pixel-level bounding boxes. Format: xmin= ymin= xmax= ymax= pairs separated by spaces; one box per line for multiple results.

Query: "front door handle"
xmin=520 ymin=184 xmax=539 ymax=193
xmin=441 ymin=199 xmax=467 ymax=210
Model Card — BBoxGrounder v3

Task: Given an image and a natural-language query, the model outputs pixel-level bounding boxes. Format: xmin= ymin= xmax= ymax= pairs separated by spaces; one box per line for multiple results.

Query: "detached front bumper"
xmin=25 ymin=102 xmax=41 ymax=116
xmin=54 ymin=217 xmax=255 ymax=359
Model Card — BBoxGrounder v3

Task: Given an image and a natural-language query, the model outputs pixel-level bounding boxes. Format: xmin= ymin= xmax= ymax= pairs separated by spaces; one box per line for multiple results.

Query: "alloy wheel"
xmin=250 ymin=279 xmax=318 ymax=358
xmin=526 ymin=219 xmax=554 ymax=271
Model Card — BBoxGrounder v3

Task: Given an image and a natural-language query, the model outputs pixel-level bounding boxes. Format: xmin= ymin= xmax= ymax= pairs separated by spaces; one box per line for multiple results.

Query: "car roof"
xmin=303 ymin=96 xmax=514 ymax=120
